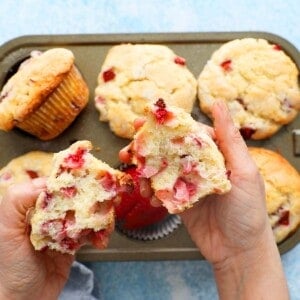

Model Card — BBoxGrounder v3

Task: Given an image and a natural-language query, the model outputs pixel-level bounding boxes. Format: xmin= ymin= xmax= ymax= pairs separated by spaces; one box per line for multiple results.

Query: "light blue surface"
xmin=1 ymin=1 xmax=300 ymax=299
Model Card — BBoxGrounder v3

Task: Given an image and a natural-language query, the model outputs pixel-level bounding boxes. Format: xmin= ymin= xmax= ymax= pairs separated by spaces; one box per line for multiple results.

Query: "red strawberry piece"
xmin=174 ymin=56 xmax=186 ymax=65
xmin=173 ymin=177 xmax=197 ymax=201
xmin=239 ymin=127 xmax=256 ymax=140
xmin=153 ymin=98 xmax=173 ymax=125
xmin=64 ymin=210 xmax=76 ymax=226
xmin=115 ymin=165 xmax=168 ymax=229
xmin=220 ymin=59 xmax=232 ymax=71
xmin=140 ymin=165 xmax=159 ymax=178
xmin=41 ymin=191 xmax=53 ymax=209
xmin=115 ymin=166 xmax=142 ymax=219
xmin=278 ymin=210 xmax=290 ymax=226
xmin=139 ymin=157 xmax=168 ymax=178
xmin=26 ymin=170 xmax=39 ymax=179
xmin=193 ymin=137 xmax=202 ymax=147
xmin=60 ymin=186 xmax=77 ymax=198
xmin=60 ymin=237 xmax=80 ymax=251
xmin=103 ymin=68 xmax=116 ymax=82
xmin=273 ymin=44 xmax=282 ymax=51
xmin=63 ymin=148 xmax=86 ymax=169
xmin=99 ymin=172 xmax=116 ymax=192
xmin=180 ymin=155 xmax=197 ymax=175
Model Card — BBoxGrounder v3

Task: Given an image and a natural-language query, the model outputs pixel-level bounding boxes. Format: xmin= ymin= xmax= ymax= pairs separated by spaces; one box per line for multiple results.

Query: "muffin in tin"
xmin=0 ymin=48 xmax=89 ymax=140
xmin=198 ymin=38 xmax=300 ymax=140
xmin=0 ymin=151 xmax=53 ymax=202
xmin=94 ymin=43 xmax=197 ymax=139
xmin=249 ymin=147 xmax=300 ymax=243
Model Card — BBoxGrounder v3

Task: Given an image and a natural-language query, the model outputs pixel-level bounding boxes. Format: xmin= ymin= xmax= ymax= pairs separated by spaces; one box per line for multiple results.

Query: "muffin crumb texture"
xmin=30 ymin=140 xmax=126 ymax=254
xmin=120 ymin=99 xmax=231 ymax=213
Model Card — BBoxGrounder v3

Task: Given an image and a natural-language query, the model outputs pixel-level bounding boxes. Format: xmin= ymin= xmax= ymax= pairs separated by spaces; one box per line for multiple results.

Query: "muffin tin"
xmin=0 ymin=32 xmax=299 ymax=261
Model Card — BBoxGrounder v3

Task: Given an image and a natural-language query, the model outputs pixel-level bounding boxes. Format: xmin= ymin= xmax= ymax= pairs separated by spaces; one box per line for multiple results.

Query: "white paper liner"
xmin=116 ymin=214 xmax=182 ymax=241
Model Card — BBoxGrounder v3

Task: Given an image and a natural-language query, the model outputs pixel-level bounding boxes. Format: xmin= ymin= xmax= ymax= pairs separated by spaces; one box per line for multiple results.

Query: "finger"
xmin=3 ymin=178 xmax=46 ymax=216
xmin=198 ymin=123 xmax=215 ymax=139
xmin=119 ymin=144 xmax=132 ymax=163
xmin=133 ymin=118 xmax=146 ymax=131
xmin=212 ymin=100 xmax=253 ymax=171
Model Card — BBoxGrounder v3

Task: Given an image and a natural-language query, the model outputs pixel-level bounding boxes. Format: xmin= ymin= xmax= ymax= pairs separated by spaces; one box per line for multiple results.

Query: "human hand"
xmin=181 ymin=101 xmax=288 ymax=299
xmin=0 ymin=179 xmax=74 ymax=300
xmin=181 ymin=100 xmax=269 ymax=264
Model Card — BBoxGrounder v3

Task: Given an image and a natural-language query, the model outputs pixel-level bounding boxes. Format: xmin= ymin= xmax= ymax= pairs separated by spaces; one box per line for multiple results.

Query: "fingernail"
xmin=25 ymin=207 xmax=35 ymax=225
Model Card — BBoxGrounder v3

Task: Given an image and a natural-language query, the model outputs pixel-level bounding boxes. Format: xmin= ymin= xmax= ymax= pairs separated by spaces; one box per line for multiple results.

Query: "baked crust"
xmin=249 ymin=147 xmax=300 ymax=242
xmin=0 ymin=48 xmax=74 ymax=130
xmin=198 ymin=38 xmax=300 ymax=139
xmin=95 ymin=44 xmax=197 ymax=139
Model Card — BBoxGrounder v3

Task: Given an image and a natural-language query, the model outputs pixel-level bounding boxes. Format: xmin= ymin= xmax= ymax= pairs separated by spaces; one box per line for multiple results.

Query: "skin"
xmin=0 ymin=101 xmax=288 ymax=300
xmin=181 ymin=101 xmax=289 ymax=300
xmin=0 ymin=178 xmax=74 ymax=300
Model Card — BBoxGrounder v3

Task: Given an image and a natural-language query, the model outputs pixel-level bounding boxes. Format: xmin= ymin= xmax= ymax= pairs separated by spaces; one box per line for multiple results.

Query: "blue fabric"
xmin=1 ymin=1 xmax=300 ymax=299
xmin=59 ymin=262 xmax=99 ymax=300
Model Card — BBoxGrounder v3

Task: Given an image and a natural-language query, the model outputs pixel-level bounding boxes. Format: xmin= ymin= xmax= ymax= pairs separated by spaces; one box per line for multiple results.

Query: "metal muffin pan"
xmin=0 ymin=32 xmax=299 ymax=261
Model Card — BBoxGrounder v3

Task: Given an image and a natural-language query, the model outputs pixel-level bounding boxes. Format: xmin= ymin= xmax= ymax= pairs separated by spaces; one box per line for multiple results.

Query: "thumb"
xmin=0 ymin=178 xmax=46 ymax=225
xmin=212 ymin=100 xmax=254 ymax=173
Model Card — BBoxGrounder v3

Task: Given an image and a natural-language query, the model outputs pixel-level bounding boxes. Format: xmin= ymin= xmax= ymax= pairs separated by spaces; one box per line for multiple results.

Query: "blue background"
xmin=1 ymin=1 xmax=299 ymax=299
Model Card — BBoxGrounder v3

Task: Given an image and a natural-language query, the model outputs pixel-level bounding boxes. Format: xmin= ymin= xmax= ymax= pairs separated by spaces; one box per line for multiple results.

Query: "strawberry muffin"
xmin=115 ymin=164 xmax=181 ymax=241
xmin=249 ymin=147 xmax=300 ymax=243
xmin=119 ymin=99 xmax=231 ymax=214
xmin=95 ymin=44 xmax=197 ymax=139
xmin=0 ymin=48 xmax=89 ymax=140
xmin=0 ymin=151 xmax=53 ymax=202
xmin=198 ymin=38 xmax=300 ymax=139
xmin=30 ymin=140 xmax=128 ymax=254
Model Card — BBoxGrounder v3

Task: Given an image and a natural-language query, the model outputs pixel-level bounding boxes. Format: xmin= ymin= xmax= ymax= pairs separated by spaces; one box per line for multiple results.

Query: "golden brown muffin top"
xmin=0 ymin=48 xmax=74 ymax=130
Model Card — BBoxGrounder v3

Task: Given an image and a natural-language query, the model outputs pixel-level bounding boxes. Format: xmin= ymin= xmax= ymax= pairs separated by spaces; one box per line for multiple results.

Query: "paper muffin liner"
xmin=17 ymin=65 xmax=89 ymax=140
xmin=116 ymin=214 xmax=182 ymax=241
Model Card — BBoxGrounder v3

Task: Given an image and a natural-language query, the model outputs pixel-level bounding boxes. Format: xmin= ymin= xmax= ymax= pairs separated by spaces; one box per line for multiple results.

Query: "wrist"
xmin=213 ymin=226 xmax=289 ymax=300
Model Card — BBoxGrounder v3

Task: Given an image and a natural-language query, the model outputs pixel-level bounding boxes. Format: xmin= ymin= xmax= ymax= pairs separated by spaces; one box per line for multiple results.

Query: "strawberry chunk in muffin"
xmin=115 ymin=164 xmax=168 ymax=230
xmin=119 ymin=99 xmax=231 ymax=213
xmin=30 ymin=140 xmax=128 ymax=254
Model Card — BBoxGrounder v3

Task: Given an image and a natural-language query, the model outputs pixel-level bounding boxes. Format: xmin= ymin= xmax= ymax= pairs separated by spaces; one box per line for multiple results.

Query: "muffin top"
xmin=94 ymin=44 xmax=197 ymax=139
xmin=0 ymin=48 xmax=74 ymax=130
xmin=198 ymin=38 xmax=300 ymax=140
xmin=249 ymin=147 xmax=300 ymax=242
xmin=0 ymin=151 xmax=53 ymax=201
